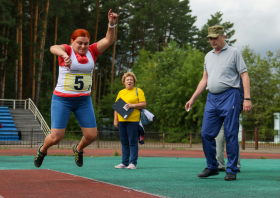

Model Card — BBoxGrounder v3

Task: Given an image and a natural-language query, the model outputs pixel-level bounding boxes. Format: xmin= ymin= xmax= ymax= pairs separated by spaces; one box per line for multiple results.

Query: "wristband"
xmin=244 ymin=98 xmax=251 ymax=100
xmin=108 ymin=23 xmax=117 ymax=28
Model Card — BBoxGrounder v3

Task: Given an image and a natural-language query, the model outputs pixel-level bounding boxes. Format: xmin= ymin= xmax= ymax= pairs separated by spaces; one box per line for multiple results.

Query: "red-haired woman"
xmin=34 ymin=9 xmax=118 ymax=168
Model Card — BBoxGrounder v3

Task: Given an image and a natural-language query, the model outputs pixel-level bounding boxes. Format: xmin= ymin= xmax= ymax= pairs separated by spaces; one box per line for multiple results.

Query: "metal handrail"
xmin=0 ymin=98 xmax=50 ymax=136
xmin=27 ymin=98 xmax=50 ymax=136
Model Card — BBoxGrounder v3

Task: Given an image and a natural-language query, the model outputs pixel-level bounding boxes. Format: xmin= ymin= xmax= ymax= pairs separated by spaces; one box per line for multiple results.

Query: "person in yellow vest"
xmin=114 ymin=72 xmax=146 ymax=169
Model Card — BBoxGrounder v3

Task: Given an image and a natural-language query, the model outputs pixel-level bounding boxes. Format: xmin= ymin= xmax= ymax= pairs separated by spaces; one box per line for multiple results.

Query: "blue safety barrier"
xmin=0 ymin=120 xmax=14 ymax=123
xmin=0 ymin=107 xmax=19 ymax=141
xmin=0 ymin=107 xmax=8 ymax=109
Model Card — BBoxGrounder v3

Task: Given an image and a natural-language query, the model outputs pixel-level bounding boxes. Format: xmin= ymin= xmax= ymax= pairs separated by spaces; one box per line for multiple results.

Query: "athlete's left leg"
xmin=74 ymin=96 xmax=97 ymax=151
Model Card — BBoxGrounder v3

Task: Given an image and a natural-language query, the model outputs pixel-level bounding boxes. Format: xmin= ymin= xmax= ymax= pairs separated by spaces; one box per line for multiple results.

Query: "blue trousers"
xmin=201 ymin=88 xmax=241 ymax=174
xmin=118 ymin=122 xmax=139 ymax=166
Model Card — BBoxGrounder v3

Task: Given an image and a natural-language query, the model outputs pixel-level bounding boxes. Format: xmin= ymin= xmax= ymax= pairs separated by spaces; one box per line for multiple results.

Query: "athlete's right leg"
xmin=40 ymin=128 xmax=66 ymax=153
xmin=34 ymin=128 xmax=65 ymax=167
xmin=34 ymin=94 xmax=71 ymax=167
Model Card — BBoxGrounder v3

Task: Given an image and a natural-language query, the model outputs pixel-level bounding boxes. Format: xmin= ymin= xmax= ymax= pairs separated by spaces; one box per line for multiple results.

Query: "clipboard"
xmin=111 ymin=98 xmax=134 ymax=119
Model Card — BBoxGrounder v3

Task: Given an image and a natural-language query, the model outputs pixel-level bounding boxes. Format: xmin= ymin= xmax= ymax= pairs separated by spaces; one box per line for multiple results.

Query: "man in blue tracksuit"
xmin=185 ymin=26 xmax=252 ymax=181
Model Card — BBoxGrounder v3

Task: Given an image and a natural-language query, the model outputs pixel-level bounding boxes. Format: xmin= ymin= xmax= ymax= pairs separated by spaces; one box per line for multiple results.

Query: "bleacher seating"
xmin=0 ymin=106 xmax=19 ymax=141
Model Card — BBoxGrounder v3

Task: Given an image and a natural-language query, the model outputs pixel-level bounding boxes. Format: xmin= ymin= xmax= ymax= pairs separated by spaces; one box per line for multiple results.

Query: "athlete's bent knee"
xmin=50 ymin=136 xmax=62 ymax=145
xmin=49 ymin=131 xmax=64 ymax=145
xmin=85 ymin=133 xmax=97 ymax=143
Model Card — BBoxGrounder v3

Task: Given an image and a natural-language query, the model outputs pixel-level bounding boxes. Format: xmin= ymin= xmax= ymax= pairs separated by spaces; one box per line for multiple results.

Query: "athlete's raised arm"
xmin=97 ymin=9 xmax=118 ymax=53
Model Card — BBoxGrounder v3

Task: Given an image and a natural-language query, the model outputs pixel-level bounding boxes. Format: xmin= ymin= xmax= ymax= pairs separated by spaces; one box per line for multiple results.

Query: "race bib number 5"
xmin=64 ymin=73 xmax=92 ymax=91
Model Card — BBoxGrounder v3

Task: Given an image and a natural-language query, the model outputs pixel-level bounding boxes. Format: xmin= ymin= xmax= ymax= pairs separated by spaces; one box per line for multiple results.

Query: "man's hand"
xmin=114 ymin=120 xmax=119 ymax=129
xmin=185 ymin=99 xmax=194 ymax=111
xmin=62 ymin=54 xmax=71 ymax=68
xmin=243 ymin=100 xmax=252 ymax=113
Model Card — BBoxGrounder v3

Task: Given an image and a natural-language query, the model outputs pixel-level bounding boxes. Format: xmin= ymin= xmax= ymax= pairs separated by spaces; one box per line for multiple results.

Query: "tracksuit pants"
xmin=201 ymin=88 xmax=241 ymax=175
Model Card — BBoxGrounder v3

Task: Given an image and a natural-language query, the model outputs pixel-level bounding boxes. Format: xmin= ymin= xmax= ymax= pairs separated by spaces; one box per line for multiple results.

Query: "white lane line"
xmin=47 ymin=168 xmax=168 ymax=198
xmin=0 ymin=195 xmax=4 ymax=198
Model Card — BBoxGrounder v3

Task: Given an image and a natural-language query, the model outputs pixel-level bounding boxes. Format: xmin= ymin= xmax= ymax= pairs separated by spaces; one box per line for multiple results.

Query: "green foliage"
xmin=126 ymin=0 xmax=197 ymax=53
xmin=113 ymin=150 xmax=119 ymax=156
xmin=241 ymin=47 xmax=280 ymax=130
xmin=196 ymin=11 xmax=236 ymax=54
xmin=63 ymin=132 xmax=83 ymax=140
xmin=98 ymin=79 xmax=124 ymax=130
xmin=0 ymin=0 xmax=15 ymax=65
xmin=38 ymin=90 xmax=53 ymax=127
xmin=133 ymin=41 xmax=206 ymax=134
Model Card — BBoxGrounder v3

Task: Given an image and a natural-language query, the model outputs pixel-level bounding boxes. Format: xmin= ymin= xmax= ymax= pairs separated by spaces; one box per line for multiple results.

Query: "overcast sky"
xmin=189 ymin=0 xmax=280 ymax=57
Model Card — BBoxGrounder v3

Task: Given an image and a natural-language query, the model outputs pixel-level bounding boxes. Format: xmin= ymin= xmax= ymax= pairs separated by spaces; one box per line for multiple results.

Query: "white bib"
xmin=54 ymin=47 xmax=95 ymax=97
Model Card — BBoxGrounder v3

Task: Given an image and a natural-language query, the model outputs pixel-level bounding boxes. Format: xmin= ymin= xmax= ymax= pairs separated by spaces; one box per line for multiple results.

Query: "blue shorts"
xmin=51 ymin=94 xmax=97 ymax=129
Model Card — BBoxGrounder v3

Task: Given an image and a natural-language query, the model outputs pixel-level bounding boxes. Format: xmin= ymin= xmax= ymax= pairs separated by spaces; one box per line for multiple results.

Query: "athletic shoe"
xmin=126 ymin=163 xmax=137 ymax=169
xmin=72 ymin=144 xmax=83 ymax=167
xmin=34 ymin=144 xmax=47 ymax=168
xmin=224 ymin=172 xmax=237 ymax=181
xmin=218 ymin=167 xmax=226 ymax=172
xmin=115 ymin=164 xmax=127 ymax=169
xmin=197 ymin=168 xmax=219 ymax=178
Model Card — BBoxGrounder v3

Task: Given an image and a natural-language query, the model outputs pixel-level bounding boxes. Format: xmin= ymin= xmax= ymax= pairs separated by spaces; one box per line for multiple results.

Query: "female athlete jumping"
xmin=34 ymin=9 xmax=118 ymax=168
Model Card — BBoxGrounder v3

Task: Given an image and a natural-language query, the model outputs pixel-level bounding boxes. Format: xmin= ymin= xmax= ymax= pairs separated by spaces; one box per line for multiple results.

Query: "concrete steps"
xmin=9 ymin=109 xmax=46 ymax=143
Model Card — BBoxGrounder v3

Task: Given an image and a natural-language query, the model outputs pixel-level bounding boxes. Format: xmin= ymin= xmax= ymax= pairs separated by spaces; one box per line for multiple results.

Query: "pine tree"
xmin=196 ymin=11 xmax=236 ymax=54
xmin=0 ymin=0 xmax=15 ymax=99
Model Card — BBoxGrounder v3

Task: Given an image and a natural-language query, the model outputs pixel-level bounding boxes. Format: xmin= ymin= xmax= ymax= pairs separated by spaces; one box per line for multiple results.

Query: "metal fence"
xmin=242 ymin=128 xmax=280 ymax=149
xmin=0 ymin=129 xmax=280 ymax=149
xmin=0 ymin=130 xmax=201 ymax=149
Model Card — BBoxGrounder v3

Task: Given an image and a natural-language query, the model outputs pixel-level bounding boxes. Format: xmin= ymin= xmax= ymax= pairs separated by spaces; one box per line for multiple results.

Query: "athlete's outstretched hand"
xmin=62 ymin=54 xmax=71 ymax=68
xmin=108 ymin=9 xmax=118 ymax=26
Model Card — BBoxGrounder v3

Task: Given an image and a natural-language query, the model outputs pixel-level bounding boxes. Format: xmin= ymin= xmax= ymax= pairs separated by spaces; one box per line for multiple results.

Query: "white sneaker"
xmin=126 ymin=163 xmax=136 ymax=169
xmin=115 ymin=164 xmax=127 ymax=169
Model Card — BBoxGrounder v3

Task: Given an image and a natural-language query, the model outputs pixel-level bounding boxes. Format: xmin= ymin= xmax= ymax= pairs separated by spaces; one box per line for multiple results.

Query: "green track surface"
xmin=0 ymin=156 xmax=279 ymax=197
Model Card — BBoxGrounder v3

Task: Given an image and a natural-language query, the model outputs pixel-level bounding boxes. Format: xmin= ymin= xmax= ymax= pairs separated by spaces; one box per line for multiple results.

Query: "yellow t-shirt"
xmin=115 ymin=88 xmax=146 ymax=122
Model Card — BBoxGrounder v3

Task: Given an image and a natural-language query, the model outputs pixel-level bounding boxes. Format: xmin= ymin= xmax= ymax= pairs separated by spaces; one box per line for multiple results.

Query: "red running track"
xmin=0 ymin=169 xmax=161 ymax=198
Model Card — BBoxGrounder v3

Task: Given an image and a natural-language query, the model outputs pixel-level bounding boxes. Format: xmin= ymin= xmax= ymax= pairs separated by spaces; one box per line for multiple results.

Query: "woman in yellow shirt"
xmin=114 ymin=72 xmax=146 ymax=169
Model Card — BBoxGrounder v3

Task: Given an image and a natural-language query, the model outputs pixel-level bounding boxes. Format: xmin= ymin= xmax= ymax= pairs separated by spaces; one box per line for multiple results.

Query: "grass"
xmin=114 ymin=150 xmax=119 ymax=156
xmin=260 ymin=155 xmax=267 ymax=159
xmin=0 ymin=147 xmax=9 ymax=150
